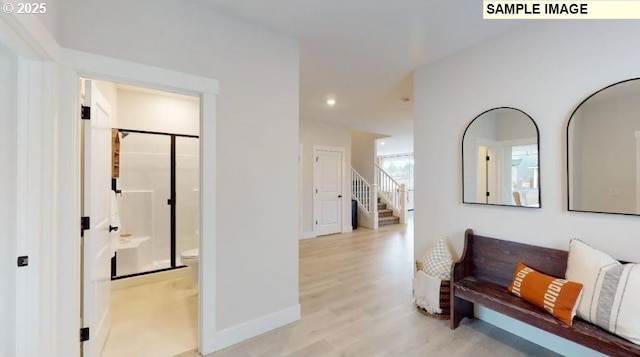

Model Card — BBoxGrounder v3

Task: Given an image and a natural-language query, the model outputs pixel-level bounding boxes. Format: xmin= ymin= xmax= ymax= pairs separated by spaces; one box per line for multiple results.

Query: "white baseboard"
xmin=341 ymin=226 xmax=353 ymax=233
xmin=213 ymin=304 xmax=301 ymax=351
xmin=300 ymin=231 xmax=316 ymax=240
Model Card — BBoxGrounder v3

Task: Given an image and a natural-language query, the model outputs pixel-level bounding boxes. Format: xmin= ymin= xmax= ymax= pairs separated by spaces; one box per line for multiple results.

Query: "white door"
xmin=83 ymin=81 xmax=113 ymax=357
xmin=313 ymin=148 xmax=343 ymax=236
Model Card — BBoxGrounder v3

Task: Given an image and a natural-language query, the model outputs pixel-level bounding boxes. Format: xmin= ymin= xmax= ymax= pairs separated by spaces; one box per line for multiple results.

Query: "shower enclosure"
xmin=112 ymin=129 xmax=199 ymax=279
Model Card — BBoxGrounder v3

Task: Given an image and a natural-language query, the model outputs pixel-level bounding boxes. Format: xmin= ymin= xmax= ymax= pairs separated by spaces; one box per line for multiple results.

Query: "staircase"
xmin=377 ymin=198 xmax=400 ymax=226
xmin=351 ymin=166 xmax=406 ymax=230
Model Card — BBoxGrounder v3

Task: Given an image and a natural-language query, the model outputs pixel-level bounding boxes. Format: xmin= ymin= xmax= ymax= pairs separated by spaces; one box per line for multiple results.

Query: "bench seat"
xmin=450 ymin=229 xmax=640 ymax=357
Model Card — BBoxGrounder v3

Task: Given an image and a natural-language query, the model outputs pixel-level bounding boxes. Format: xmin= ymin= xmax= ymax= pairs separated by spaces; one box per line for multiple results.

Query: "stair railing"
xmin=351 ymin=168 xmax=378 ymax=229
xmin=375 ymin=163 xmax=407 ymax=224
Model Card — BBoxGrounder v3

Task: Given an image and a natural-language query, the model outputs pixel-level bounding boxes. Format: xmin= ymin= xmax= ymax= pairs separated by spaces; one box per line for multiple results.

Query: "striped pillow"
xmin=508 ymin=262 xmax=584 ymax=325
xmin=566 ymin=239 xmax=640 ymax=344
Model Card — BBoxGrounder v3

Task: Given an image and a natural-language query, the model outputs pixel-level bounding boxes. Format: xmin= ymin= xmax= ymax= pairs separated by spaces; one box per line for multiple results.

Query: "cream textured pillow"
xmin=565 ymin=239 xmax=620 ymax=319
xmin=421 ymin=238 xmax=453 ymax=280
xmin=565 ymin=239 xmax=640 ymax=344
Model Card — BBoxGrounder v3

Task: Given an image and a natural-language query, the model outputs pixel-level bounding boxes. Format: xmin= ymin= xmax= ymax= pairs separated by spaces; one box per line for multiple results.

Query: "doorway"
xmin=313 ymin=146 xmax=345 ymax=236
xmin=81 ymin=79 xmax=201 ymax=357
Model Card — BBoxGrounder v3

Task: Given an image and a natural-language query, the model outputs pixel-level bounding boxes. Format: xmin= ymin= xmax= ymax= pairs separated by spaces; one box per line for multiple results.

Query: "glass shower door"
xmin=175 ymin=136 xmax=200 ymax=265
xmin=115 ymin=132 xmax=171 ymax=276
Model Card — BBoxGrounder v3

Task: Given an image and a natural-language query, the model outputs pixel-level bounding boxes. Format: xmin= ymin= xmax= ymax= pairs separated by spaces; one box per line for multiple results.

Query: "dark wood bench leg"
xmin=450 ymin=296 xmax=474 ymax=329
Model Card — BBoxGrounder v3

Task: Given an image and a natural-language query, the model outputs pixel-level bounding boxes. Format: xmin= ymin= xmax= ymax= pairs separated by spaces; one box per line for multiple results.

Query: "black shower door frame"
xmin=111 ymin=128 xmax=199 ymax=280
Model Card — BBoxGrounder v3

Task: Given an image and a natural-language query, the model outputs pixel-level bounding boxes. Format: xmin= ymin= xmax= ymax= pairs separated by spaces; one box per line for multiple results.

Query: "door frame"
xmin=2 ymin=14 xmax=220 ymax=357
xmin=0 ymin=13 xmax=58 ymax=357
xmin=59 ymin=49 xmax=219 ymax=356
xmin=312 ymin=145 xmax=348 ymax=236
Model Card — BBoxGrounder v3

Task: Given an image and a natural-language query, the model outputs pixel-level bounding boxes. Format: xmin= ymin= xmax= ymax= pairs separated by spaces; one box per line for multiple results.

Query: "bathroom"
xmin=88 ymin=79 xmax=201 ymax=357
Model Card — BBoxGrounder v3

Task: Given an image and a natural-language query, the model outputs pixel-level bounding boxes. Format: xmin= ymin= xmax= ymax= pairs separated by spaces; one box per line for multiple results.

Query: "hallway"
xmin=178 ymin=218 xmax=557 ymax=357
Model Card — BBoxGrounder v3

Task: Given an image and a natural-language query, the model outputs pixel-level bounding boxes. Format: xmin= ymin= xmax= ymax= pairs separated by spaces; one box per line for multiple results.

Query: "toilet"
xmin=180 ymin=248 xmax=199 ymax=288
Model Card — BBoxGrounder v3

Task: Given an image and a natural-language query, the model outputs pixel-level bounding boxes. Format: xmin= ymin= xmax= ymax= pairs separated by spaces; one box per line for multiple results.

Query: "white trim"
xmin=213 ymin=304 xmax=301 ymax=352
xmin=300 ymin=231 xmax=317 ymax=240
xmin=199 ymin=93 xmax=217 ymax=355
xmin=0 ymin=12 xmax=222 ymax=357
xmin=59 ymin=49 xmax=218 ymax=95
xmin=342 ymin=226 xmax=353 ymax=233
xmin=299 ymin=144 xmax=303 ymax=238
xmin=0 ymin=8 xmax=59 ymax=60
xmin=55 ymin=68 xmax=82 ymax=357
xmin=56 ymin=51 xmax=219 ymax=357
xmin=635 ymin=131 xmax=640 ymax=214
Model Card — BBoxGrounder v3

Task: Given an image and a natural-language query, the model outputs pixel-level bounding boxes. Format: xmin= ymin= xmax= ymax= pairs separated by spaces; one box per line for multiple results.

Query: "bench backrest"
xmin=470 ymin=234 xmax=568 ymax=287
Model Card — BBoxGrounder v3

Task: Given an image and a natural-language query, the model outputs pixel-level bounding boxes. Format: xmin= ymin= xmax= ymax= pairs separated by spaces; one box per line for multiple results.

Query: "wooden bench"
xmin=450 ymin=229 xmax=640 ymax=357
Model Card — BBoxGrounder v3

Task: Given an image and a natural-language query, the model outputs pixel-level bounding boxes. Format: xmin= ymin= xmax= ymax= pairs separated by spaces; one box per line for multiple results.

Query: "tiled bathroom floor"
xmin=101 ymin=275 xmax=198 ymax=357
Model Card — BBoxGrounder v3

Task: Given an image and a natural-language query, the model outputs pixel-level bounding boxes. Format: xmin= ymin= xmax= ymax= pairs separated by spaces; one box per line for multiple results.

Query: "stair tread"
xmin=379 ymin=216 xmax=400 ymax=221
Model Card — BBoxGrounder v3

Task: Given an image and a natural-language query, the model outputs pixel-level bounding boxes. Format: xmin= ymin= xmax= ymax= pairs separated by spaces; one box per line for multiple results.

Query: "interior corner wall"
xmin=299 ymin=119 xmax=352 ymax=236
xmin=54 ymin=0 xmax=300 ymax=338
xmin=351 ymin=130 xmax=383 ymax=184
xmin=414 ymin=21 xmax=640 ymax=356
xmin=0 ymin=42 xmax=17 ymax=357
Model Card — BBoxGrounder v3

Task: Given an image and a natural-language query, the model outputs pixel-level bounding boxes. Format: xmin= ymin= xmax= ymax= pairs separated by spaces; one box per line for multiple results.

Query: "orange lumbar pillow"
xmin=508 ymin=262 xmax=584 ymax=325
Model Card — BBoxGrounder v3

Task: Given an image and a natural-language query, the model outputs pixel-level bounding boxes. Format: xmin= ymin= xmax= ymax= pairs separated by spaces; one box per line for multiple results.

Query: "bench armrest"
xmin=451 ymin=228 xmax=474 ymax=282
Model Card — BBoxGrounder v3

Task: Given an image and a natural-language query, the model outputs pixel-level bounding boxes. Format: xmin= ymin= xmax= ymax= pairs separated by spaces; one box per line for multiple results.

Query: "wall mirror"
xmin=462 ymin=107 xmax=540 ymax=207
xmin=568 ymin=78 xmax=640 ymax=215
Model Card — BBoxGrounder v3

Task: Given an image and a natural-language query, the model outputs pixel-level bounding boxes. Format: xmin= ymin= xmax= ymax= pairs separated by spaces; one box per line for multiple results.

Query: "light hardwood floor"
xmin=103 ymin=274 xmax=198 ymax=357
xmin=177 ymin=219 xmax=559 ymax=357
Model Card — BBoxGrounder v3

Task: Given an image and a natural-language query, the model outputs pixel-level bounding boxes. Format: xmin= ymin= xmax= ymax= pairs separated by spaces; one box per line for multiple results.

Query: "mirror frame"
xmin=462 ymin=106 xmax=541 ymax=208
xmin=566 ymin=77 xmax=640 ymax=216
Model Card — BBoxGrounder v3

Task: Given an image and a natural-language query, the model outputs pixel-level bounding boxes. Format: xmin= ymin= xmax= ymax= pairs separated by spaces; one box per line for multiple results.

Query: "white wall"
xmin=0 ymin=42 xmax=17 ymax=357
xmin=351 ymin=130 xmax=383 ymax=184
xmin=117 ymin=88 xmax=199 ymax=136
xmin=54 ymin=0 xmax=300 ymax=338
xmin=299 ymin=119 xmax=352 ymax=236
xmin=414 ymin=21 xmax=640 ymax=355
xmin=377 ymin=134 xmax=413 ymax=157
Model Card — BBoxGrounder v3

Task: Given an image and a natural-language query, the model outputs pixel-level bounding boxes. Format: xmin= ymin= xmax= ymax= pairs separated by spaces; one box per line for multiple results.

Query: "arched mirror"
xmin=568 ymin=78 xmax=640 ymax=215
xmin=462 ymin=107 xmax=541 ymax=207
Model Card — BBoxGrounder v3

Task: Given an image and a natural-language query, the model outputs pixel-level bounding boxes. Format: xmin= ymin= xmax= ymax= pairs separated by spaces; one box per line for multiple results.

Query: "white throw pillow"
xmin=566 ymin=239 xmax=640 ymax=344
xmin=421 ymin=238 xmax=453 ymax=280
xmin=565 ymin=239 xmax=620 ymax=320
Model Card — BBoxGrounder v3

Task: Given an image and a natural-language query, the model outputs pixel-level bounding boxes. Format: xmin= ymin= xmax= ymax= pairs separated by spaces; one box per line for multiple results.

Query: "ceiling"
xmin=194 ymin=0 xmax=525 ymax=136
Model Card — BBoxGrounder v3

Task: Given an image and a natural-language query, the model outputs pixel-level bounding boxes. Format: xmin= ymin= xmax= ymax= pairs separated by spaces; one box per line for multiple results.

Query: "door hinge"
xmin=81 ymin=105 xmax=91 ymax=120
xmin=81 ymin=216 xmax=90 ymax=237
xmin=316 ymin=157 xmax=319 ymax=162
xmin=486 ymin=192 xmax=490 ymax=197
xmin=315 ymin=220 xmax=318 ymax=225
xmin=17 ymin=256 xmax=29 ymax=267
xmin=80 ymin=327 xmax=90 ymax=342
xmin=486 ymin=156 xmax=490 ymax=161
xmin=315 ymin=189 xmax=318 ymax=193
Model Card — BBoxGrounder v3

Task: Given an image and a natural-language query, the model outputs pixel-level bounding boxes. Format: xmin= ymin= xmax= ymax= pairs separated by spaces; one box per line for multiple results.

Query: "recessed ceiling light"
xmin=326 ymin=98 xmax=336 ymax=106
